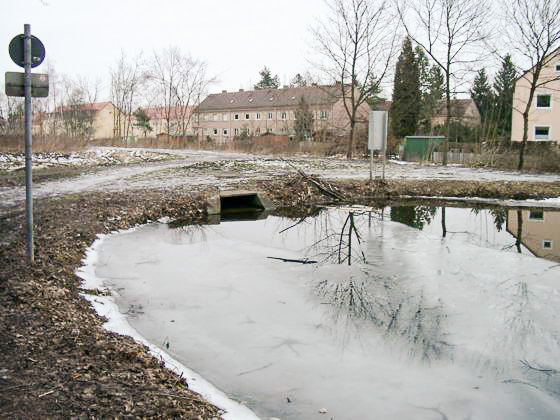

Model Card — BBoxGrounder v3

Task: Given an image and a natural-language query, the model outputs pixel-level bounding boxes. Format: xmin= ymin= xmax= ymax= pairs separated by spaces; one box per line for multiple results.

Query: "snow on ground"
xmin=0 ymin=148 xmax=176 ymax=171
xmin=1 ymin=146 xmax=560 ymax=210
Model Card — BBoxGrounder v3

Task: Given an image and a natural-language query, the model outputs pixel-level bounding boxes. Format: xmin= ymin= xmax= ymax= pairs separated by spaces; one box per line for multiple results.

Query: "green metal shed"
xmin=402 ymin=136 xmax=446 ymax=161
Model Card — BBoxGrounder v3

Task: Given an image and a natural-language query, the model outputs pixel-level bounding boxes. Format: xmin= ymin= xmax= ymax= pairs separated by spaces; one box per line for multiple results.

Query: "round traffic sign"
xmin=8 ymin=34 xmax=46 ymax=68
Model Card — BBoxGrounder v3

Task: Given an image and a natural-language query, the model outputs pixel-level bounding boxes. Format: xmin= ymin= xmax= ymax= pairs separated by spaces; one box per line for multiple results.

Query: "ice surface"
xmin=89 ymin=208 xmax=560 ymax=420
xmin=76 ymin=228 xmax=260 ymax=420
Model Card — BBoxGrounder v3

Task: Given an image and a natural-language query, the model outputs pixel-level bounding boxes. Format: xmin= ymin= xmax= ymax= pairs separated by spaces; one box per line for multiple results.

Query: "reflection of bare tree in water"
xmin=315 ymin=270 xmax=449 ymax=361
xmin=337 ymin=212 xmax=365 ymax=265
xmin=168 ymin=222 xmax=210 ymax=244
xmin=297 ymin=210 xmax=450 ymax=361
xmin=295 ymin=210 xmax=373 ymax=266
xmin=515 ymin=209 xmax=523 ymax=253
xmin=441 ymin=207 xmax=447 ymax=238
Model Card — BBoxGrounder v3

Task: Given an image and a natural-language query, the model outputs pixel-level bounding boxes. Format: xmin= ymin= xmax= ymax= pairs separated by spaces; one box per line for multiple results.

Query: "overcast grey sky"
xmin=2 ymin=0 xmax=327 ymax=100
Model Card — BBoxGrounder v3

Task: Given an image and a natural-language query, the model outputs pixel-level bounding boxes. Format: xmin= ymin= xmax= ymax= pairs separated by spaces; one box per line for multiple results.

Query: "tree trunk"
xmin=444 ymin=70 xmax=451 ymax=166
xmin=346 ymin=122 xmax=355 ymax=159
xmin=518 ymin=110 xmax=529 ymax=170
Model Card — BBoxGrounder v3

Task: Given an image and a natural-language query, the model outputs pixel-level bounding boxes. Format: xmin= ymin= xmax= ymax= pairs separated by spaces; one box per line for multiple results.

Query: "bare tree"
xmin=503 ymin=0 xmax=560 ymax=170
xmin=60 ymin=76 xmax=100 ymax=139
xmin=110 ymin=51 xmax=146 ymax=140
xmin=397 ymin=0 xmax=491 ymax=165
xmin=147 ymin=47 xmax=212 ymax=138
xmin=312 ymin=0 xmax=398 ymax=158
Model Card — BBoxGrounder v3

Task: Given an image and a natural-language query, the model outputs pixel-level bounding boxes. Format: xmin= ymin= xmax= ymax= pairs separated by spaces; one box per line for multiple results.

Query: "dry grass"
xmin=0 ymin=135 xmax=88 ymax=153
xmin=474 ymin=143 xmax=560 ymax=172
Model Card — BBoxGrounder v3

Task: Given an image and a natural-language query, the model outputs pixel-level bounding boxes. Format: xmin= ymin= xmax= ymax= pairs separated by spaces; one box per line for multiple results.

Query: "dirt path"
xmin=2 ymin=147 xmax=560 ymax=210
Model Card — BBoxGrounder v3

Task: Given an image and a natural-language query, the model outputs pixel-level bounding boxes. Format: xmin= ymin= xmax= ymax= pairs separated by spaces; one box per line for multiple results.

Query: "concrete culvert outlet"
xmin=207 ymin=191 xmax=273 ymax=216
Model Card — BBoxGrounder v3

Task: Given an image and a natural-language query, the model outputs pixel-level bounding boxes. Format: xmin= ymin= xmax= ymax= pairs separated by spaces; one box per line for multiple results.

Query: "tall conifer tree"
xmin=493 ymin=54 xmax=517 ymax=138
xmin=391 ymin=37 xmax=421 ymax=138
xmin=470 ymin=68 xmax=494 ymax=125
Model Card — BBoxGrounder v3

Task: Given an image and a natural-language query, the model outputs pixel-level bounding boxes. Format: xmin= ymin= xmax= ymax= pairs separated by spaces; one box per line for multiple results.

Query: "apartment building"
xmin=193 ymin=85 xmax=370 ymax=143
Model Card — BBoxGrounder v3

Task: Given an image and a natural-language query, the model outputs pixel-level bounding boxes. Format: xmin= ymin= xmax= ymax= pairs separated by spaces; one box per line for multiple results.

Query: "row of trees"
xmin=310 ymin=0 xmax=560 ymax=169
xmin=1 ymin=47 xmax=212 ymax=140
xmin=469 ymin=56 xmax=517 ymax=141
xmin=110 ymin=47 xmax=212 ymax=139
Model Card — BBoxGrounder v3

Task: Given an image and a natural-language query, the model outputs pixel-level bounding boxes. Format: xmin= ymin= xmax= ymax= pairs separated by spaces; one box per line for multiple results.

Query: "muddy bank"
xmin=1 ymin=177 xmax=559 ymax=418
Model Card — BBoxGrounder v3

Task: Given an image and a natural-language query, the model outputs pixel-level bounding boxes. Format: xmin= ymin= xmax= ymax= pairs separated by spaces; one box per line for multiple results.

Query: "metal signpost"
xmin=368 ymin=110 xmax=388 ymax=181
xmin=6 ymin=24 xmax=48 ymax=262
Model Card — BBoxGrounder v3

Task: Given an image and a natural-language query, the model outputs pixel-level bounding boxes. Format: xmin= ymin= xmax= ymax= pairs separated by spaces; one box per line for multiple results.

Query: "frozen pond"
xmin=92 ymin=206 xmax=560 ymax=419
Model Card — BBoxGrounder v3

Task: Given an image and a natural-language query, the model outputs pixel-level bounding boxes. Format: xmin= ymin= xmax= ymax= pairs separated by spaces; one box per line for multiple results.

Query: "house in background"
xmin=431 ymin=99 xmax=481 ymax=128
xmin=193 ymin=85 xmax=370 ymax=143
xmin=140 ymin=106 xmax=194 ymax=138
xmin=34 ymin=101 xmax=119 ymax=140
xmin=511 ymin=49 xmax=560 ymax=144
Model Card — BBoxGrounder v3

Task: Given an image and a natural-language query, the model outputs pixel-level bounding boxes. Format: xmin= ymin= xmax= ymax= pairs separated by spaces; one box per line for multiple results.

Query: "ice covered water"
xmin=94 ymin=207 xmax=560 ymax=419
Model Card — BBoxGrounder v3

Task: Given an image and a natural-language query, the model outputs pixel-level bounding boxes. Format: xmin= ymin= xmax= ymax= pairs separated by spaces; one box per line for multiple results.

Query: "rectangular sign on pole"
xmin=5 ymin=71 xmax=49 ymax=97
xmin=368 ymin=110 xmax=388 ymax=151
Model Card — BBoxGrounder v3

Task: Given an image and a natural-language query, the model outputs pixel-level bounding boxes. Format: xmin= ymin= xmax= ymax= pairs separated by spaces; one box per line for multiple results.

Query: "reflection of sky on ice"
xmin=92 ymin=208 xmax=560 ymax=420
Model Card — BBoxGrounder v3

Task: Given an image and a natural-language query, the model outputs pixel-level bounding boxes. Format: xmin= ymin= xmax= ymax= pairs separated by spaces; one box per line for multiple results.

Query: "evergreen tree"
xmin=391 ymin=37 xmax=421 ymax=138
xmin=133 ymin=108 xmax=152 ymax=137
xmin=290 ymin=73 xmax=307 ymax=87
xmin=294 ymin=96 xmax=314 ymax=141
xmin=470 ymin=68 xmax=494 ymax=125
xmin=254 ymin=66 xmax=280 ymax=90
xmin=415 ymin=46 xmax=430 ymax=96
xmin=493 ymin=54 xmax=517 ymax=137
xmin=418 ymin=59 xmax=445 ymax=133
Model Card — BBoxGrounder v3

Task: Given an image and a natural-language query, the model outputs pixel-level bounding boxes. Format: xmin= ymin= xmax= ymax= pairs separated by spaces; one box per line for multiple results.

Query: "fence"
xmin=432 ymin=151 xmax=480 ymax=163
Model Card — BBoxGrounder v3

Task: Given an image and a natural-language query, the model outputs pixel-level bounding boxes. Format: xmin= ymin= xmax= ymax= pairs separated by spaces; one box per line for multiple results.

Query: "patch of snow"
xmin=76 ymin=235 xmax=261 ymax=420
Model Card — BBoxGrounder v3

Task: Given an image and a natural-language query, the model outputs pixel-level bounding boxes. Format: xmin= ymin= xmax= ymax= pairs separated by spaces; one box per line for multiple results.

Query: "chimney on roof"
xmin=239 ymin=89 xmax=244 ymax=92
xmin=222 ymin=90 xmax=227 ymax=94
xmin=283 ymin=85 xmax=288 ymax=89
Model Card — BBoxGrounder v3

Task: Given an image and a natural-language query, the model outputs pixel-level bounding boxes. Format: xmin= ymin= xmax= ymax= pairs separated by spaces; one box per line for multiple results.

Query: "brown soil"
xmin=1 ymin=176 xmax=560 ymax=419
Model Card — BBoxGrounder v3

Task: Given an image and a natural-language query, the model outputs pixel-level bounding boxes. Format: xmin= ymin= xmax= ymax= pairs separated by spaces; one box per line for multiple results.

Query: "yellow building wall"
xmin=512 ymin=53 xmax=560 ymax=143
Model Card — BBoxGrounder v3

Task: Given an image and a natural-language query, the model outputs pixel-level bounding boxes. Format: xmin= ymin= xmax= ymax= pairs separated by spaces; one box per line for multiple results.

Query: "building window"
xmin=529 ymin=210 xmax=544 ymax=220
xmin=213 ymin=128 xmax=218 ymax=135
xmin=245 ymin=113 xmax=250 ymax=120
xmin=281 ymin=112 xmax=287 ymax=120
xmin=234 ymin=128 xmax=239 ymax=135
xmin=556 ymin=63 xmax=560 ymax=72
xmin=320 ymin=110 xmax=328 ymax=119
xmin=256 ymin=112 xmax=261 ymax=120
xmin=234 ymin=114 xmax=239 ymax=120
xmin=268 ymin=112 xmax=273 ymax=119
xmin=543 ymin=240 xmax=553 ymax=249
xmin=223 ymin=129 xmax=228 ymax=136
xmin=536 ymin=94 xmax=551 ymax=109
xmin=534 ymin=126 xmax=550 ymax=140
xmin=256 ymin=128 xmax=261 ymax=135
xmin=223 ymin=114 xmax=228 ymax=121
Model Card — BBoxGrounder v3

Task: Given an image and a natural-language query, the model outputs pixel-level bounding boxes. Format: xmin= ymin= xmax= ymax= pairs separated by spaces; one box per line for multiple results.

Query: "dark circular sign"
xmin=8 ymin=34 xmax=46 ymax=68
